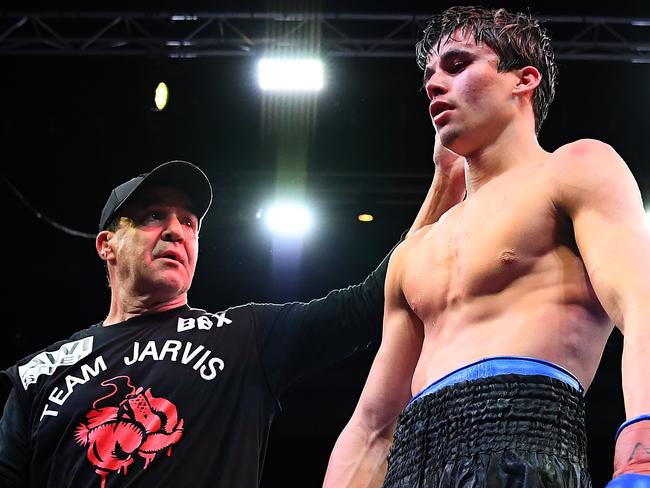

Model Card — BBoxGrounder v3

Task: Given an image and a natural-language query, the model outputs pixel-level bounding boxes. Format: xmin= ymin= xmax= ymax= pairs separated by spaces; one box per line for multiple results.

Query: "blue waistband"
xmin=409 ymin=356 xmax=584 ymax=406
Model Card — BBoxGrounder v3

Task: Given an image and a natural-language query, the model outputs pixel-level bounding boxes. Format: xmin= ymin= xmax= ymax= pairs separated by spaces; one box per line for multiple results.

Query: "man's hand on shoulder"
xmin=406 ymin=133 xmax=466 ymax=238
xmin=433 ymin=133 xmax=466 ymax=181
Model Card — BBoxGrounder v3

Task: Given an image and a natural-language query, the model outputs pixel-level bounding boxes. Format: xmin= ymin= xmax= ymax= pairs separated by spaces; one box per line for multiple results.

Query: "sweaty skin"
xmin=402 ymin=34 xmax=617 ymax=393
xmin=400 ymin=147 xmax=612 ymax=394
xmin=324 ymin=28 xmax=650 ymax=488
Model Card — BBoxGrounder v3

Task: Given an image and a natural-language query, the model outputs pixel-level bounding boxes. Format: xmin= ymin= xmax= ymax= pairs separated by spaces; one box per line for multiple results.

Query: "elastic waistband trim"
xmin=410 ymin=356 xmax=584 ymax=406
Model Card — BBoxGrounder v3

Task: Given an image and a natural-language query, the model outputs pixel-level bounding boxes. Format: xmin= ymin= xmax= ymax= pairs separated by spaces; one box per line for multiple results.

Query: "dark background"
xmin=2 ymin=0 xmax=649 ymax=486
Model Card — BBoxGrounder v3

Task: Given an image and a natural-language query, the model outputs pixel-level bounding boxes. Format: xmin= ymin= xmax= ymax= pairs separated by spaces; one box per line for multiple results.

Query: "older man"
xmin=0 ymin=150 xmax=464 ymax=487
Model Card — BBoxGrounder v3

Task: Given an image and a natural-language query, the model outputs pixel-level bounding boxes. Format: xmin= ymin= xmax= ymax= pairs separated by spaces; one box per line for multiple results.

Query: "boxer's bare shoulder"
xmin=548 ymin=139 xmax=637 ymax=214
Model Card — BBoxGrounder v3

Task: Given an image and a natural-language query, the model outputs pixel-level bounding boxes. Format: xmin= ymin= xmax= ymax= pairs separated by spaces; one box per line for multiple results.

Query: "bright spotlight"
xmin=263 ymin=202 xmax=314 ymax=236
xmin=358 ymin=213 xmax=374 ymax=222
xmin=154 ymin=82 xmax=169 ymax=110
xmin=258 ymin=58 xmax=324 ymax=92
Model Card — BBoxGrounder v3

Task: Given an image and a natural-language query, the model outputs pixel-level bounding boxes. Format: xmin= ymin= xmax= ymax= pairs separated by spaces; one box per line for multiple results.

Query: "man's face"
xmin=108 ymin=186 xmax=200 ymax=301
xmin=424 ymin=30 xmax=520 ymax=155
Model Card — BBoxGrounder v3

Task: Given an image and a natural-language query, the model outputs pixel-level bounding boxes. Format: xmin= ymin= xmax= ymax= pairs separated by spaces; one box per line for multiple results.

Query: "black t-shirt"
xmin=0 ymin=251 xmax=389 ymax=487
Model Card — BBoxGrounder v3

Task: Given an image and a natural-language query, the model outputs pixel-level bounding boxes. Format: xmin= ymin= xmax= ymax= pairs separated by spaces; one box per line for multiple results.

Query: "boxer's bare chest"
xmin=402 ymin=168 xmax=573 ymax=322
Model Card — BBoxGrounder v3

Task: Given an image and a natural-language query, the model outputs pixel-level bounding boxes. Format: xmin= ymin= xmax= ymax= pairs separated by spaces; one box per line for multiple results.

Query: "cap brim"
xmin=105 ymin=160 xmax=212 ymax=230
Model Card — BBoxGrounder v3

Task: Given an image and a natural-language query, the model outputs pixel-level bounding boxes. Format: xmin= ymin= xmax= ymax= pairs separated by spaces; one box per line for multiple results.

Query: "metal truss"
xmin=1 ymin=11 xmax=649 ymax=62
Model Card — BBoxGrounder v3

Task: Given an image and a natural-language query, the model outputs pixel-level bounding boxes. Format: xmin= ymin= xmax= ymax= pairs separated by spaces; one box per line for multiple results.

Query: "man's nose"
xmin=426 ymin=73 xmax=448 ymax=99
xmin=162 ymin=216 xmax=184 ymax=242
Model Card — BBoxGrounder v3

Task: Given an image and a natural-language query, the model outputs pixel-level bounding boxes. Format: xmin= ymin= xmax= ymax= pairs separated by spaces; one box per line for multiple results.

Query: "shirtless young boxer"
xmin=323 ymin=6 xmax=650 ymax=487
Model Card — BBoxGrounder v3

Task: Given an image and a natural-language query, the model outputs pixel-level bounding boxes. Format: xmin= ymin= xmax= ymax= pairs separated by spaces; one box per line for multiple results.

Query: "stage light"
xmin=154 ymin=82 xmax=169 ymax=111
xmin=261 ymin=202 xmax=314 ymax=236
xmin=257 ymin=58 xmax=324 ymax=92
xmin=358 ymin=213 xmax=374 ymax=222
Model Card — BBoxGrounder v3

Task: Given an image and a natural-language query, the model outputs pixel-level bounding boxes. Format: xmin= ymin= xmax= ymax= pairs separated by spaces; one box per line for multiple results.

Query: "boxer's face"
xmin=424 ymin=29 xmax=521 ymax=156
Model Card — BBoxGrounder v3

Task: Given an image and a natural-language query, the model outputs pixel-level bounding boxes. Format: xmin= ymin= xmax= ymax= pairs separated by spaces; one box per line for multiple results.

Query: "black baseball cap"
xmin=98 ymin=160 xmax=213 ymax=232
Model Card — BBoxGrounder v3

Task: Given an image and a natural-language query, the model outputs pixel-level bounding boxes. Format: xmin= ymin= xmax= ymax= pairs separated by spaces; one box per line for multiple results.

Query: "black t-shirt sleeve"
xmin=0 ymin=371 xmax=30 ymax=486
xmin=251 ymin=244 xmax=397 ymax=397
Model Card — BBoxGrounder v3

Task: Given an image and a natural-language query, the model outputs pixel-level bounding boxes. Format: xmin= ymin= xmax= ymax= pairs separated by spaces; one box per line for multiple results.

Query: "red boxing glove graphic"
xmin=75 ymin=376 xmax=184 ymax=488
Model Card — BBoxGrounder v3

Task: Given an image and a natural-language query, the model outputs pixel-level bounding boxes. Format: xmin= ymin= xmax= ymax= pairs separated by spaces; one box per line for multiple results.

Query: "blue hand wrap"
xmin=606 ymin=473 xmax=650 ymax=487
xmin=616 ymin=414 xmax=650 ymax=440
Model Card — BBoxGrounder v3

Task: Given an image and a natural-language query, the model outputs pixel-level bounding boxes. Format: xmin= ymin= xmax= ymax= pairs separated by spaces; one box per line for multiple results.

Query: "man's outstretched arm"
xmin=254 ymin=138 xmax=465 ymax=395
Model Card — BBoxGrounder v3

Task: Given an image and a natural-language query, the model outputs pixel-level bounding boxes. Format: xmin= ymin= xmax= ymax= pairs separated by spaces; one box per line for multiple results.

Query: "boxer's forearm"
xmin=612 ymin=317 xmax=650 ymax=477
xmin=323 ymin=422 xmax=392 ymax=488
xmin=621 ymin=316 xmax=650 ymax=419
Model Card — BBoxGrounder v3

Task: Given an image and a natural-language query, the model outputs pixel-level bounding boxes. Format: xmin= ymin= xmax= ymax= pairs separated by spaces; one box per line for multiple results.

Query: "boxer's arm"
xmin=555 ymin=139 xmax=650 ymax=477
xmin=323 ymin=245 xmax=423 ymax=488
xmin=407 ymin=134 xmax=466 ymax=237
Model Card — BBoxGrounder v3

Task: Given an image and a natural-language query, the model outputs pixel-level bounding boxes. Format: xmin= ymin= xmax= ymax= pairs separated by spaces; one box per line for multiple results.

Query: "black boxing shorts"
xmin=382 ymin=356 xmax=592 ymax=488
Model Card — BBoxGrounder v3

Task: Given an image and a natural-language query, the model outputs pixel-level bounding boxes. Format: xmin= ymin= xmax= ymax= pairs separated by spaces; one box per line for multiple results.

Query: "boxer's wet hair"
xmin=416 ymin=6 xmax=558 ymax=135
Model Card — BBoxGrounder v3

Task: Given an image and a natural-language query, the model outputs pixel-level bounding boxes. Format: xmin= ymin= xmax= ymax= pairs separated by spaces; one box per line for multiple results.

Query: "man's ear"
xmin=96 ymin=231 xmax=114 ymax=261
xmin=512 ymin=66 xmax=541 ymax=97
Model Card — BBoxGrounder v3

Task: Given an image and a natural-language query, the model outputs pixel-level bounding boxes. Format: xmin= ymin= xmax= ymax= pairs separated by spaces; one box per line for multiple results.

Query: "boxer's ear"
xmin=512 ymin=66 xmax=541 ymax=97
